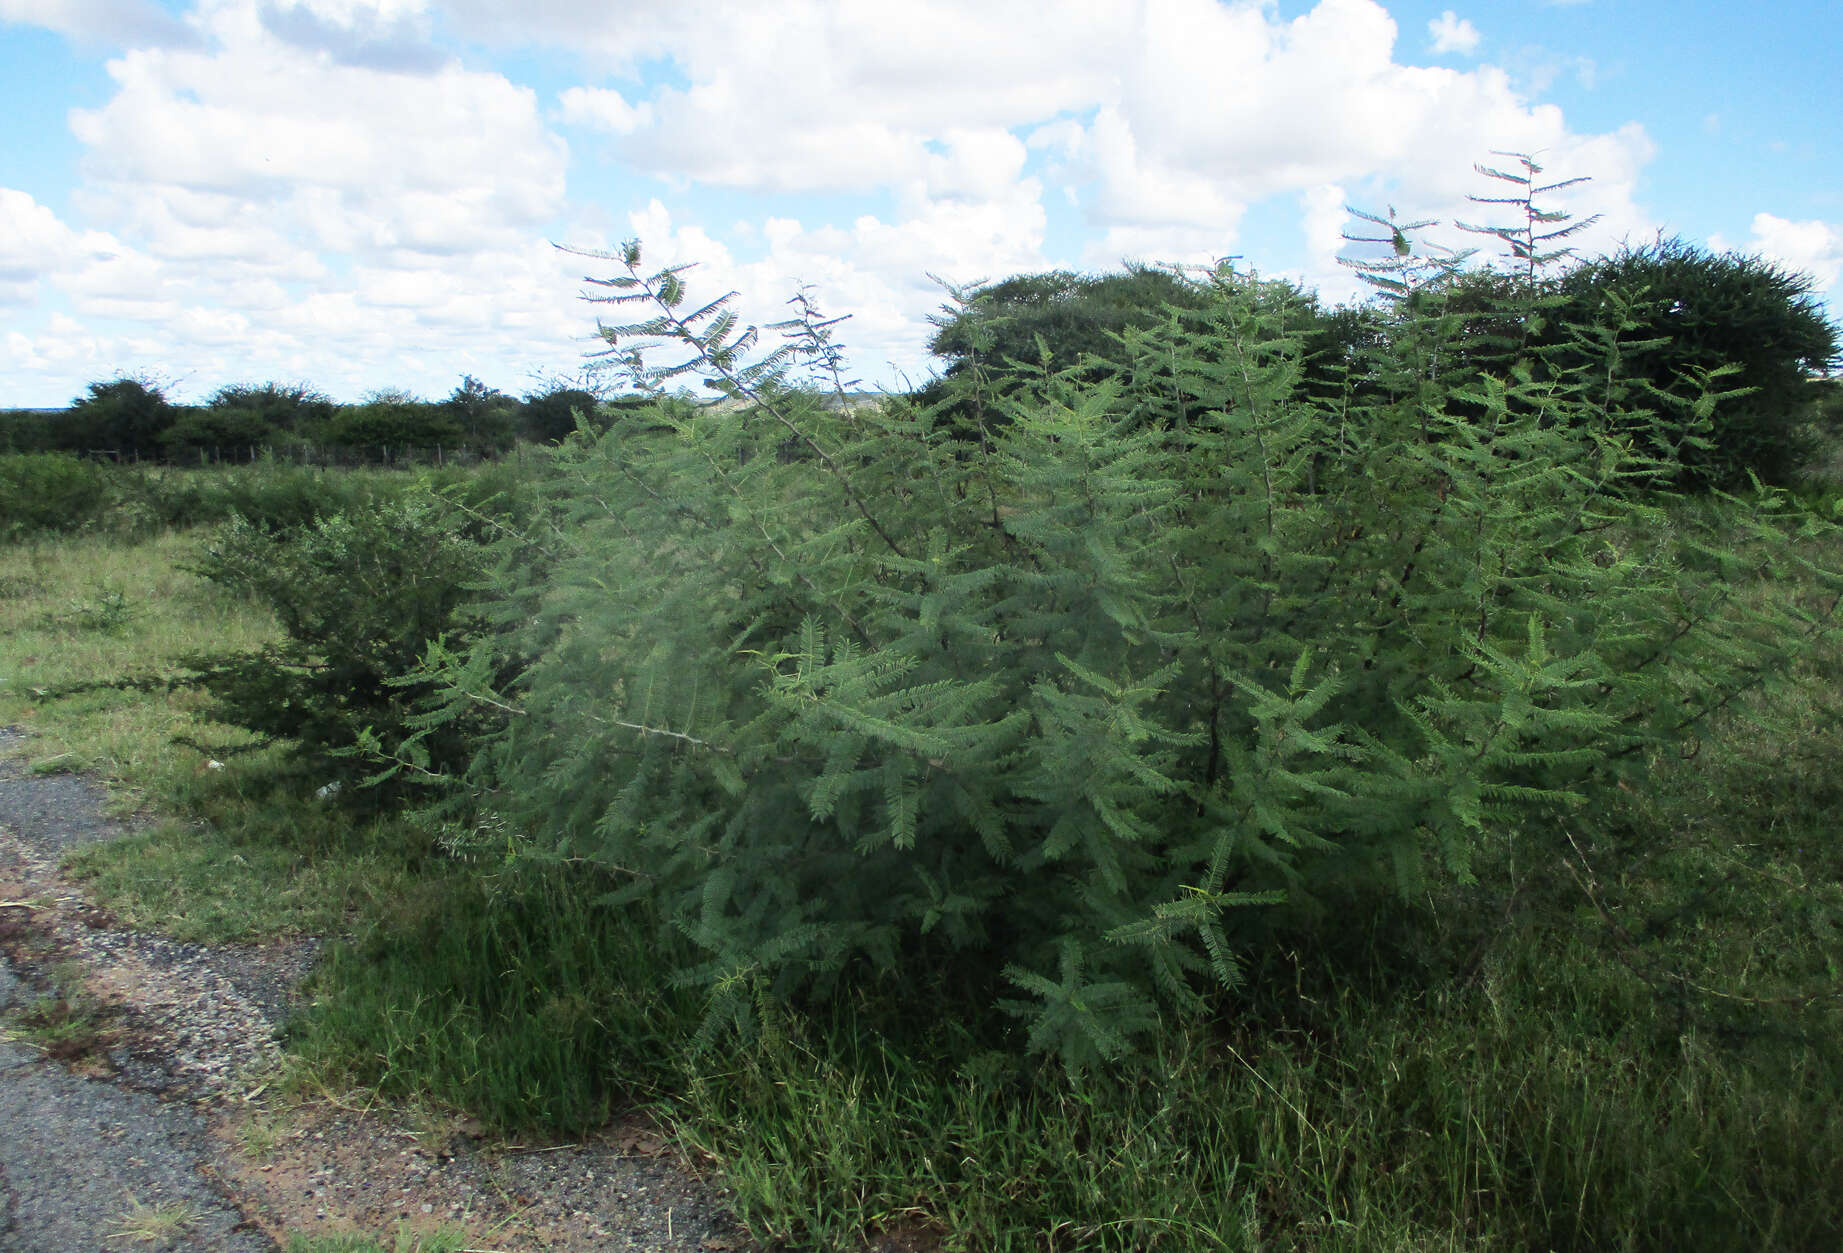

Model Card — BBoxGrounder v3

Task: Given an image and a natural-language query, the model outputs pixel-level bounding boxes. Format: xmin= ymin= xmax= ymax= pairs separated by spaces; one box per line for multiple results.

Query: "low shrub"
xmin=0 ymin=453 xmax=125 ymax=538
xmin=185 ymin=494 xmax=501 ymax=799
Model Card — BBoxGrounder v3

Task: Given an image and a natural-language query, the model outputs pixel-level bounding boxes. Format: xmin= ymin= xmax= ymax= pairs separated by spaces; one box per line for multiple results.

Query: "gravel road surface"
xmin=0 ymin=728 xmax=757 ymax=1252
xmin=0 ymin=730 xmax=270 ymax=1250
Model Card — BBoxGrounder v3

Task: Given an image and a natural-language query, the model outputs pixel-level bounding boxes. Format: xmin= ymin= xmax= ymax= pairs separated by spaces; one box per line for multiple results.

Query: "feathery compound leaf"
xmin=438 ymin=221 xmax=1843 ymax=1069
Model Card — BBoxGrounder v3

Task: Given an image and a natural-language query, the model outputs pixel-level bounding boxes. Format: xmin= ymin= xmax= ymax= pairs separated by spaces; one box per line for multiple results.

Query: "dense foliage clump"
xmin=174 ymin=463 xmax=549 ymax=794
xmin=0 ymin=453 xmax=127 ymax=538
xmin=1549 ymin=237 xmax=1839 ymax=487
xmin=398 ymin=242 xmax=1843 ymax=1066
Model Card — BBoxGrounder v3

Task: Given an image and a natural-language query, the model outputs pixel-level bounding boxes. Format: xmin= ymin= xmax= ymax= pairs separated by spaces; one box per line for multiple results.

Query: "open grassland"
xmin=0 ymin=528 xmax=278 ymax=793
xmin=3 ymin=496 xmax=1841 ymax=1250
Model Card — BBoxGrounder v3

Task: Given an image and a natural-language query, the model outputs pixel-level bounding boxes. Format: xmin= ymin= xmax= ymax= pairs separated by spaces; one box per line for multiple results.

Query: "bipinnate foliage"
xmin=916 ymin=266 xmax=1383 ymax=438
xmin=417 ymin=242 xmax=1842 ymax=1067
xmin=1552 ymin=236 xmax=1840 ymax=488
xmin=1342 ymin=158 xmax=1839 ymax=490
xmin=186 ymin=496 xmax=500 ymax=798
xmin=1458 ymin=151 xmax=1602 ymax=285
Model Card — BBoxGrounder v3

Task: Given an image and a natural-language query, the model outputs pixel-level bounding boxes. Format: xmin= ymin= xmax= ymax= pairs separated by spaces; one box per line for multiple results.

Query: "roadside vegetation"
xmin=3 ymin=157 xmax=1841 ymax=1251
xmin=0 ymin=372 xmax=666 ymax=467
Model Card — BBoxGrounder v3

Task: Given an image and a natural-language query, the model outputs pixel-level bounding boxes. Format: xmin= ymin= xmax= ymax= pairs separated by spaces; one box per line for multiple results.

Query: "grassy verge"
xmin=0 ymin=527 xmax=441 ymax=945
xmin=290 ymin=818 xmax=1842 ymax=1250
xmin=5 ymin=518 xmax=1840 ymax=1251
xmin=283 ymin=1226 xmax=472 ymax=1253
xmin=0 ymin=528 xmax=276 ymax=794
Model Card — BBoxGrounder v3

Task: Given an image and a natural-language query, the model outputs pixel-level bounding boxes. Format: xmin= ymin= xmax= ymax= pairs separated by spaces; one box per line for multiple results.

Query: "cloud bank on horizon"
xmin=1 ymin=0 xmax=1838 ymax=406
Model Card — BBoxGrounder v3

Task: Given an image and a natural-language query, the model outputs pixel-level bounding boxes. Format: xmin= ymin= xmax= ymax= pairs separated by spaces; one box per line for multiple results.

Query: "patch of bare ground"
xmin=217 ymin=1104 xmax=750 ymax=1251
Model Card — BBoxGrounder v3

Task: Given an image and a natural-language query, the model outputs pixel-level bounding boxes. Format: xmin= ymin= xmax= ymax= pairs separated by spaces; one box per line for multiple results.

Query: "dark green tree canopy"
xmin=322 ymin=390 xmax=462 ymax=451
xmin=60 ymin=377 xmax=176 ymax=459
xmin=443 ymin=375 xmax=519 ymax=454
xmin=1549 ymin=238 xmax=1840 ymax=486
xmin=160 ymin=405 xmax=279 ymax=455
xmin=205 ymin=382 xmax=336 ymax=433
xmin=520 ymin=385 xmax=603 ymax=444
xmin=917 ymin=265 xmax=1382 ymax=427
xmin=925 ymin=265 xmax=1212 ymax=377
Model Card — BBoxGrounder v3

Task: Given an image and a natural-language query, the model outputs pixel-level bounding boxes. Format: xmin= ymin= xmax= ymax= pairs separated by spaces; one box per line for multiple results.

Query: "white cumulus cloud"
xmin=2 ymin=0 xmax=1674 ymax=403
xmin=1428 ymin=10 xmax=1481 ymax=55
xmin=557 ymin=86 xmax=652 ymax=135
xmin=0 ymin=0 xmax=196 ymax=46
xmin=1711 ymin=213 xmax=1843 ymax=293
xmin=0 ymin=188 xmax=128 ymax=303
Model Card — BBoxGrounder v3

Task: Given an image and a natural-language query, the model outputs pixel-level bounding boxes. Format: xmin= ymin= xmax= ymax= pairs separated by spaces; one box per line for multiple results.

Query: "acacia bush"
xmin=185 ymin=494 xmax=503 ymax=799
xmin=1548 ymin=238 xmax=1839 ymax=488
xmin=0 ymin=453 xmax=124 ymax=538
xmin=54 ymin=377 xmax=178 ymax=459
xmin=401 ymin=245 xmax=1841 ymax=1066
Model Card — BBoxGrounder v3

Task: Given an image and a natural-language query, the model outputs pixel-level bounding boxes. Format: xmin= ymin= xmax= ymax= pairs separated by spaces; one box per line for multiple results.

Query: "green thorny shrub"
xmin=392 ymin=241 xmax=1843 ymax=1069
xmin=184 ymin=492 xmax=525 ymax=803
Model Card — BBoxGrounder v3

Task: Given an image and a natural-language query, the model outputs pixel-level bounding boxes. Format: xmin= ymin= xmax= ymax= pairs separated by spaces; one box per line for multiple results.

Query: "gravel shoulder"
xmin=0 ymin=728 xmax=756 ymax=1253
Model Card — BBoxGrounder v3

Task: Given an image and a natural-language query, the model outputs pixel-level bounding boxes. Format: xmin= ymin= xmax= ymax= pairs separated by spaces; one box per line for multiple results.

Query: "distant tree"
xmin=1814 ymin=376 xmax=1843 ymax=436
xmin=520 ymin=385 xmax=603 ymax=444
xmin=206 ymin=382 xmax=335 ymax=438
xmin=443 ymin=375 xmax=519 ymax=454
xmin=0 ymin=409 xmax=56 ymax=453
xmin=1549 ymin=239 xmax=1840 ymax=487
xmin=928 ymin=266 xmax=1210 ymax=377
xmin=160 ymin=405 xmax=278 ymax=459
xmin=59 ymin=377 xmax=176 ymax=459
xmin=919 ymin=265 xmax=1382 ymax=440
xmin=915 ymin=268 xmax=1212 ymax=430
xmin=322 ymin=389 xmax=462 ymax=453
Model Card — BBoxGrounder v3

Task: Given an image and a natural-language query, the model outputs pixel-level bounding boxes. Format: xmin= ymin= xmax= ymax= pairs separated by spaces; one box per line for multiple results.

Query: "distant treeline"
xmin=0 ymin=377 xmax=656 ymax=464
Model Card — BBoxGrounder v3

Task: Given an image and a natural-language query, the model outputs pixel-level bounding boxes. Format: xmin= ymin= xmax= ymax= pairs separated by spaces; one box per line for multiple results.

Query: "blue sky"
xmin=1 ymin=0 xmax=1838 ymax=406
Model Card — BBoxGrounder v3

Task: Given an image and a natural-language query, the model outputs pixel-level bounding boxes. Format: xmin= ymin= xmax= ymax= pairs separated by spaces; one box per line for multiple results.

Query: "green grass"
xmin=0 ymin=527 xmax=451 ymax=944
xmin=2 ymin=976 xmax=116 ymax=1065
xmin=0 ymin=528 xmax=278 ymax=799
xmin=111 ymin=1195 xmax=203 ymax=1245
xmin=290 ymin=828 xmax=1842 ymax=1251
xmin=60 ymin=798 xmax=440 ymax=945
xmin=283 ymin=867 xmax=697 ymax=1134
xmin=284 ymin=1224 xmax=471 ymax=1253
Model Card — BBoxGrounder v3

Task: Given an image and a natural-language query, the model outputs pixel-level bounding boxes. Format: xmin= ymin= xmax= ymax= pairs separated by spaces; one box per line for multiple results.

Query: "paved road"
xmin=0 ymin=733 xmax=274 ymax=1252
xmin=1 ymin=953 xmax=272 ymax=1252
